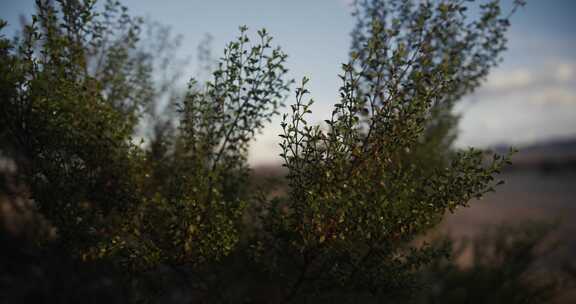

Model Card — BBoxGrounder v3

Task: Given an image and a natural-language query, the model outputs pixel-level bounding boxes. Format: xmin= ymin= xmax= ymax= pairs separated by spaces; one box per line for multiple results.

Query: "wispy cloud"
xmin=484 ymin=69 xmax=535 ymax=91
xmin=483 ymin=62 xmax=575 ymax=92
xmin=457 ymin=60 xmax=576 ymax=147
xmin=475 ymin=61 xmax=576 ymax=105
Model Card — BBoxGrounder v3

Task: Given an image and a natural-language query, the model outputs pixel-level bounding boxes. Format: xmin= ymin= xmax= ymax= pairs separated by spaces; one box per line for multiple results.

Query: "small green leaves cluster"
xmin=179 ymin=26 xmax=290 ymax=176
xmin=0 ymin=1 xmax=140 ymax=252
xmin=350 ymin=0 xmax=524 ymax=163
xmin=257 ymin=0 xmax=519 ymax=300
xmin=0 ymin=1 xmax=291 ymax=272
xmin=117 ymin=25 xmax=292 ymax=269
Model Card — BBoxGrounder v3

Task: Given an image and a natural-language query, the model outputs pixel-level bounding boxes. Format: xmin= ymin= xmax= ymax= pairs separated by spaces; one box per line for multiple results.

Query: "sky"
xmin=1 ymin=0 xmax=575 ymax=165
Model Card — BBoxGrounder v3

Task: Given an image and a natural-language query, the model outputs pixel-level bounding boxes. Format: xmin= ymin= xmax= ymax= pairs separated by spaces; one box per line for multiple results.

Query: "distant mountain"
xmin=493 ymin=137 xmax=576 ymax=171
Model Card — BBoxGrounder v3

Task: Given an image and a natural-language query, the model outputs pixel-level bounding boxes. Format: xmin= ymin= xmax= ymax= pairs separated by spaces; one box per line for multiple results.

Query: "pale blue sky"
xmin=1 ymin=0 xmax=575 ymax=164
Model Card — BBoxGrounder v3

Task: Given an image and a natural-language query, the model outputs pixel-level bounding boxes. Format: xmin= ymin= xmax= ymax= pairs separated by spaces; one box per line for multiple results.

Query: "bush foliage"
xmin=2 ymin=0 xmax=559 ymax=303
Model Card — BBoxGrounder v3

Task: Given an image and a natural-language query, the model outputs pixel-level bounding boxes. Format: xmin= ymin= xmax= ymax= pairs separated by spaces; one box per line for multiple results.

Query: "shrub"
xmin=0 ymin=0 xmax=530 ymax=302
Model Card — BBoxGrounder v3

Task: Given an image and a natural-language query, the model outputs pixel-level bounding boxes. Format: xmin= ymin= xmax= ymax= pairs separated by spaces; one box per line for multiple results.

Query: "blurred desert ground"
xmin=440 ymin=138 xmax=576 ymax=302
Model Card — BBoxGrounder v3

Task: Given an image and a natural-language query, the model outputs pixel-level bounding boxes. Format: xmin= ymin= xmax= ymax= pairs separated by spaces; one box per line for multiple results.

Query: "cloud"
xmin=456 ymin=60 xmax=576 ymax=147
xmin=528 ymin=86 xmax=576 ymax=106
xmin=555 ymin=62 xmax=575 ymax=82
xmin=485 ymin=69 xmax=534 ymax=91
xmin=477 ymin=61 xmax=576 ymax=103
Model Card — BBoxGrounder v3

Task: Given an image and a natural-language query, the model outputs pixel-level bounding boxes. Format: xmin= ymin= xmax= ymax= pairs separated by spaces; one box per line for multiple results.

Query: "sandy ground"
xmin=441 ymin=170 xmax=576 ymax=247
xmin=439 ymin=170 xmax=576 ymax=303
